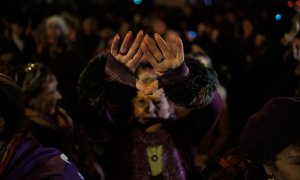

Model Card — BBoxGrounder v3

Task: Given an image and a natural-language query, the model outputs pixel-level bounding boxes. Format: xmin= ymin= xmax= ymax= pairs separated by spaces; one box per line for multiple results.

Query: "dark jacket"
xmin=0 ymin=135 xmax=83 ymax=180
xmin=77 ymin=53 xmax=222 ymax=179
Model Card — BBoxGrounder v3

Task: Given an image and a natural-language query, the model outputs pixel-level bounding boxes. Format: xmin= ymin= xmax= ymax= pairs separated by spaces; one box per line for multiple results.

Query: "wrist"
xmin=105 ymin=53 xmax=136 ymax=87
xmin=157 ymin=62 xmax=189 ymax=89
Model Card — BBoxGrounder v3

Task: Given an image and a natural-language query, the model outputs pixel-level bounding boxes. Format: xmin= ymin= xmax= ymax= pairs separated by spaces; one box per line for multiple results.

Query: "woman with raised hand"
xmin=78 ymin=30 xmax=222 ymax=179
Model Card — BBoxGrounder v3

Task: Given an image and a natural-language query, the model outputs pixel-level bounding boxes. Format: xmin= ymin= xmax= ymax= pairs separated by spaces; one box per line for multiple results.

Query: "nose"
xmin=55 ymin=91 xmax=62 ymax=100
xmin=146 ymin=100 xmax=156 ymax=113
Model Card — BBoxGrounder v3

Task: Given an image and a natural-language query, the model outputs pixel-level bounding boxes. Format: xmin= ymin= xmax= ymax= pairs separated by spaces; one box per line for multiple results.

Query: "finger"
xmin=176 ymin=37 xmax=184 ymax=63
xmin=128 ymin=48 xmax=143 ymax=72
xmin=140 ymin=54 xmax=148 ymax=65
xmin=144 ymin=34 xmax=164 ymax=62
xmin=141 ymin=41 xmax=158 ymax=69
xmin=120 ymin=31 xmax=133 ymax=55
xmin=127 ymin=30 xmax=144 ymax=58
xmin=144 ymin=80 xmax=159 ymax=95
xmin=136 ymin=79 xmax=146 ymax=92
xmin=110 ymin=34 xmax=120 ymax=57
xmin=154 ymin=33 xmax=172 ymax=58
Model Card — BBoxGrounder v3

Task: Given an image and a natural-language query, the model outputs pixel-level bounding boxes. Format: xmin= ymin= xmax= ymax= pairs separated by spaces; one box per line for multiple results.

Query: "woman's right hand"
xmin=110 ymin=30 xmax=144 ymax=73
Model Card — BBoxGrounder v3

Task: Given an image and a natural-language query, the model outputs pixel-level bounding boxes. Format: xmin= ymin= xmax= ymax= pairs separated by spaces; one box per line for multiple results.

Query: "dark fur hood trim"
xmin=164 ymin=56 xmax=218 ymax=108
xmin=77 ymin=53 xmax=136 ymax=110
xmin=78 ymin=53 xmax=217 ymax=110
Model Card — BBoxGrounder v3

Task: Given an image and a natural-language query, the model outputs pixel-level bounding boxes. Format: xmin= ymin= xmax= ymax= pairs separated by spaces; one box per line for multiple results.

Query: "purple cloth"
xmin=240 ymin=97 xmax=300 ymax=162
xmin=2 ymin=137 xmax=84 ymax=180
xmin=105 ymin=53 xmax=136 ymax=88
xmin=158 ymin=62 xmax=189 ymax=89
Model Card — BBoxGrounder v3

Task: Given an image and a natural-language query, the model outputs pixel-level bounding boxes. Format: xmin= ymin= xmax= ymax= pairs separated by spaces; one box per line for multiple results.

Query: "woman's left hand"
xmin=141 ymin=33 xmax=185 ymax=94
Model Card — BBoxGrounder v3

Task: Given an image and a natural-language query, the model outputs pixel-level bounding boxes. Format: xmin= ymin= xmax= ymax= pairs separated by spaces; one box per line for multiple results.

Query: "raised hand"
xmin=110 ymin=30 xmax=144 ymax=72
xmin=141 ymin=33 xmax=187 ymax=95
xmin=142 ymin=33 xmax=184 ymax=76
xmin=106 ymin=30 xmax=146 ymax=92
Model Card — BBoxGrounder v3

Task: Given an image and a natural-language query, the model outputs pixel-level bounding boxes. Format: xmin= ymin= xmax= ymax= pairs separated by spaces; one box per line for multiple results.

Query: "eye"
xmin=153 ymin=100 xmax=161 ymax=106
xmin=138 ymin=99 xmax=146 ymax=105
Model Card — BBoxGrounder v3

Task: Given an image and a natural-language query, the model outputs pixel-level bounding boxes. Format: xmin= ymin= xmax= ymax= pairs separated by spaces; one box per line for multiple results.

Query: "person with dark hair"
xmin=0 ymin=73 xmax=83 ymax=179
xmin=11 ymin=62 xmax=104 ymax=179
xmin=35 ymin=15 xmax=83 ymax=117
xmin=202 ymin=97 xmax=300 ymax=180
xmin=13 ymin=62 xmax=73 ymax=148
xmin=77 ymin=30 xmax=222 ymax=179
xmin=239 ymin=97 xmax=300 ymax=180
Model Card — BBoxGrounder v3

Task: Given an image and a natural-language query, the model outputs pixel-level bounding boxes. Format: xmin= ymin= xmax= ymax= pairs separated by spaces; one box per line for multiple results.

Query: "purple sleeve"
xmin=105 ymin=53 xmax=136 ymax=88
xmin=4 ymin=138 xmax=84 ymax=180
xmin=165 ymin=92 xmax=223 ymax=146
xmin=157 ymin=62 xmax=189 ymax=89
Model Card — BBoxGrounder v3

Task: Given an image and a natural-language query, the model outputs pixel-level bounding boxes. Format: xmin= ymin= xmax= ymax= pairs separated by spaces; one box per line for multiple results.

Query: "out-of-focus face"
xmin=47 ymin=22 xmax=64 ymax=41
xmin=242 ymin=19 xmax=254 ymax=39
xmin=264 ymin=144 xmax=300 ymax=180
xmin=29 ymin=79 xmax=62 ymax=116
xmin=132 ymin=90 xmax=172 ymax=123
xmin=165 ymin=30 xmax=179 ymax=51
xmin=83 ymin=18 xmax=97 ymax=35
xmin=152 ymin=19 xmax=167 ymax=35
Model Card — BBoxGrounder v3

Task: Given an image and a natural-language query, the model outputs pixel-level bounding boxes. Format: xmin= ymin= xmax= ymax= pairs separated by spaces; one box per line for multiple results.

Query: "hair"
xmin=45 ymin=15 xmax=69 ymax=36
xmin=0 ymin=73 xmax=25 ymax=140
xmin=264 ymin=137 xmax=300 ymax=172
xmin=13 ymin=63 xmax=56 ymax=99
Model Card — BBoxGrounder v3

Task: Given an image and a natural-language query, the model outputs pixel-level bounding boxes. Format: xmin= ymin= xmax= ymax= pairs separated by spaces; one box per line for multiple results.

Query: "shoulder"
xmin=4 ymin=137 xmax=84 ymax=180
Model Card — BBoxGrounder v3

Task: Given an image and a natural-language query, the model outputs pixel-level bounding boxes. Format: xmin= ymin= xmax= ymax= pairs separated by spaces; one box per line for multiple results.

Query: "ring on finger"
xmin=119 ymin=51 xmax=127 ymax=56
xmin=157 ymin=56 xmax=165 ymax=62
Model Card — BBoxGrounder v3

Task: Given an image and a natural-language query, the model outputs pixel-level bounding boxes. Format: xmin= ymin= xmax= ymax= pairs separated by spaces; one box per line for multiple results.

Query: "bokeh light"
xmin=288 ymin=1 xmax=294 ymax=7
xmin=275 ymin=13 xmax=282 ymax=21
xmin=133 ymin=0 xmax=142 ymax=5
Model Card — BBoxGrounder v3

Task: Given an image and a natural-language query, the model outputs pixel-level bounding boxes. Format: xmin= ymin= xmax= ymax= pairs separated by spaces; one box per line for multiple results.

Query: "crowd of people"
xmin=0 ymin=1 xmax=300 ymax=179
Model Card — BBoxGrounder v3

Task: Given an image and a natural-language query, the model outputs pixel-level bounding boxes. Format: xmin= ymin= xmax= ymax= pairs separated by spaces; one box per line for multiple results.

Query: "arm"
xmin=141 ymin=33 xmax=222 ymax=146
xmin=77 ymin=31 xmax=145 ymax=110
xmin=141 ymin=33 xmax=218 ymax=108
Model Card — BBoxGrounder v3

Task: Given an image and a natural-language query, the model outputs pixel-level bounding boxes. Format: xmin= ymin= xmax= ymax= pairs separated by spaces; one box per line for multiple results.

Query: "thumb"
xmin=136 ymin=80 xmax=146 ymax=92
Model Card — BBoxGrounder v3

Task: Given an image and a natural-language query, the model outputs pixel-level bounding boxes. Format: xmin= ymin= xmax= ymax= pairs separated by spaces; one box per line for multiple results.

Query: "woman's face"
xmin=264 ymin=144 xmax=300 ymax=180
xmin=132 ymin=90 xmax=172 ymax=123
xmin=47 ymin=22 xmax=64 ymax=41
xmin=29 ymin=79 xmax=62 ymax=116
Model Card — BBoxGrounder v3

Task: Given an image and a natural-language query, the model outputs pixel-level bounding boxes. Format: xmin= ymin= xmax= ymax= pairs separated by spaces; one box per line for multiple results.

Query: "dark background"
xmin=0 ymin=0 xmax=296 ymax=36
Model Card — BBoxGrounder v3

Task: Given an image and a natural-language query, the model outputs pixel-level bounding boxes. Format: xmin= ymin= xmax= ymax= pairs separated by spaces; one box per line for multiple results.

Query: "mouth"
xmin=142 ymin=112 xmax=157 ymax=119
xmin=133 ymin=118 xmax=160 ymax=131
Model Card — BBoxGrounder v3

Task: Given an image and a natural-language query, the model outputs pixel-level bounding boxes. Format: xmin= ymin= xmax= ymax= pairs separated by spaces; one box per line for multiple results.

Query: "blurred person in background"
xmin=11 ymin=62 xmax=104 ymax=179
xmin=204 ymin=97 xmax=300 ymax=180
xmin=35 ymin=14 xmax=83 ymax=116
xmin=0 ymin=73 xmax=83 ymax=179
